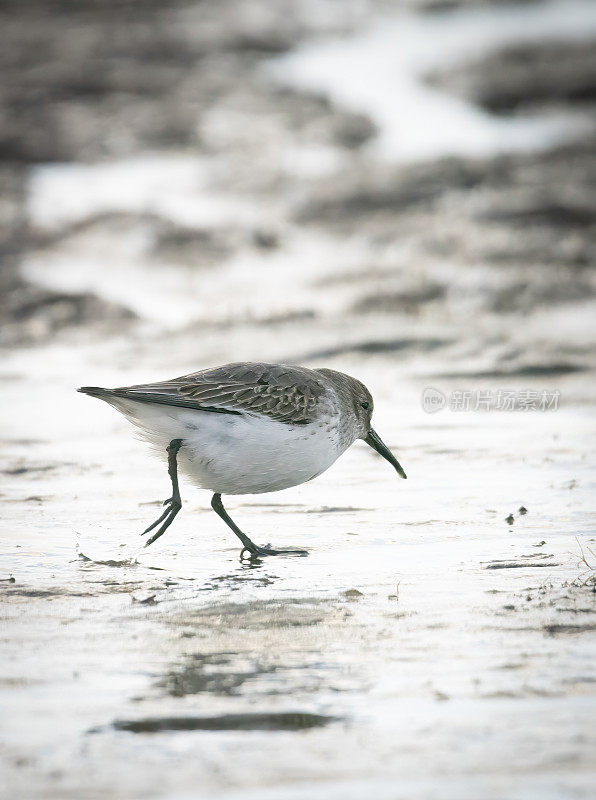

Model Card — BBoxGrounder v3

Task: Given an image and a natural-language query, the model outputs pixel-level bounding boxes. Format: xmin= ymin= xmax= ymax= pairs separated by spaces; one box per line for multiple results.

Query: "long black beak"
xmin=365 ymin=428 xmax=407 ymax=479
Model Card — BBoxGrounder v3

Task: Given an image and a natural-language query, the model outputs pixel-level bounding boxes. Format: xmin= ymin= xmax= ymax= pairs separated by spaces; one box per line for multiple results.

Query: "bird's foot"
xmin=142 ymin=499 xmax=181 ymax=535
xmin=239 ymin=541 xmax=308 ymax=560
xmin=142 ymin=498 xmax=181 ymax=542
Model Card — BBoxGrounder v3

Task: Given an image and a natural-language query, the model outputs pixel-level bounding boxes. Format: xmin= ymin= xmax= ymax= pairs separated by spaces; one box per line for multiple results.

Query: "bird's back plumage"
xmin=82 ymin=362 xmax=333 ymax=424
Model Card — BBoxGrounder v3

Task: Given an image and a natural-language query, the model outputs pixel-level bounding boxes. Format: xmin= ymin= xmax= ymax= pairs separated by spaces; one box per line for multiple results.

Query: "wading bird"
xmin=79 ymin=362 xmax=406 ymax=557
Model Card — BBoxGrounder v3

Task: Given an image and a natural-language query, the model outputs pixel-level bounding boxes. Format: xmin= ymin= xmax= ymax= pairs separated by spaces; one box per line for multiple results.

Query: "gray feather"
xmin=96 ymin=363 xmax=330 ymax=425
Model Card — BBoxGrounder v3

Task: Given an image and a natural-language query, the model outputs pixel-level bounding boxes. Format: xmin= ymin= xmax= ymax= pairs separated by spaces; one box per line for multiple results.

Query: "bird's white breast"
xmin=110 ymin=398 xmax=348 ymax=495
xmin=181 ymin=412 xmax=345 ymax=494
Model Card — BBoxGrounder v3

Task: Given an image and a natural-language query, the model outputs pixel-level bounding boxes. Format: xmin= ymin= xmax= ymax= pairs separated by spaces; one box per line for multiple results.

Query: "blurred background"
xmin=2 ymin=2 xmax=596 ymax=799
xmin=1 ymin=0 xmax=595 ymax=378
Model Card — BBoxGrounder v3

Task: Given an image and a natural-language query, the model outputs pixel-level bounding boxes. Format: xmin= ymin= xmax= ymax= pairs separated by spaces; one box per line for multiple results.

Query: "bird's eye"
xmin=361 ymin=401 xmax=369 ymax=410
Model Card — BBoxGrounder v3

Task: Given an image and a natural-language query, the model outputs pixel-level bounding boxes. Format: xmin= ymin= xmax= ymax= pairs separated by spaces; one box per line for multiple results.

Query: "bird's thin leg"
xmin=143 ymin=439 xmax=183 ymax=547
xmin=210 ymin=493 xmax=307 ymax=559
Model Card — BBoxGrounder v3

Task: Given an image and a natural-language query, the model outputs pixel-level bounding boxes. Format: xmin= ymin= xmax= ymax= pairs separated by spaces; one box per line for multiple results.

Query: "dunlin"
xmin=78 ymin=362 xmax=406 ymax=557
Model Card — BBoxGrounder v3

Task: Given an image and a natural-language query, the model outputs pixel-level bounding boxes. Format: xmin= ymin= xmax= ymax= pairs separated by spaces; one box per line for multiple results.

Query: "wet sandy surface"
xmin=2 ymin=364 xmax=595 ymax=798
xmin=1 ymin=1 xmax=596 ymax=797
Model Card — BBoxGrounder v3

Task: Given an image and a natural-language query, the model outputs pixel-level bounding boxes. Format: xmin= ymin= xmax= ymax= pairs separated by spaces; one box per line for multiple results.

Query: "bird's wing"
xmin=111 ymin=363 xmax=326 ymax=425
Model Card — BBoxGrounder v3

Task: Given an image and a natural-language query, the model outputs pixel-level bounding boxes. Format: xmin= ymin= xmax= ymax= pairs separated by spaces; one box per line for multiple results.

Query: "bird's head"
xmin=318 ymin=369 xmax=407 ymax=480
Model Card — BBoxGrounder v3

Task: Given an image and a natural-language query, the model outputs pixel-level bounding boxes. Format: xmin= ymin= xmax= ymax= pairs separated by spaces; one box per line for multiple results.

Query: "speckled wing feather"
xmin=110 ymin=363 xmax=327 ymax=425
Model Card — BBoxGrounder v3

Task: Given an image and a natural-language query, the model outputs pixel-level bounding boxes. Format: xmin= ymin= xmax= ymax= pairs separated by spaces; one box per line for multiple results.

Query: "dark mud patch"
xmin=314 ymin=265 xmax=406 ymax=289
xmin=77 ymin=550 xmax=139 ymax=568
xmin=428 ymin=38 xmax=596 ymax=114
xmin=146 ymin=218 xmax=286 ymax=268
xmin=109 ymin=711 xmax=338 ymax=733
xmin=479 ymin=200 xmax=596 ymax=231
xmin=544 ymin=623 xmax=596 ymax=636
xmin=295 ymin=158 xmax=486 ymax=224
xmin=307 ymin=506 xmax=368 ymax=513
xmin=2 ymin=463 xmax=59 ymax=476
xmin=561 ymin=676 xmax=596 ymax=685
xmin=159 ymin=652 xmax=277 ymax=697
xmin=484 ymin=559 xmax=561 ymax=570
xmin=297 ymin=336 xmax=450 ymax=361
xmin=198 ymin=572 xmax=277 ymax=592
xmin=84 ymin=580 xmax=147 ymax=596
xmin=0 ymin=437 xmax=45 ymax=445
xmin=2 ymin=495 xmax=51 ymax=504
xmin=1 ymin=271 xmax=137 ymax=348
xmin=150 ymin=221 xmax=238 ymax=266
xmin=1 ymin=587 xmax=94 ymax=599
xmin=249 ymin=309 xmax=317 ymax=326
xmin=341 ymin=589 xmax=364 ymax=600
xmin=170 ymin=598 xmax=332 ymax=631
xmin=352 ymin=284 xmax=446 ymax=315
xmin=431 ymin=362 xmax=584 ymax=379
xmin=489 ymin=279 xmax=596 ymax=313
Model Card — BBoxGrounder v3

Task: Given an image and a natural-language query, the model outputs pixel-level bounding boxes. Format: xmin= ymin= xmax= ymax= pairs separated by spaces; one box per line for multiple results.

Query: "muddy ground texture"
xmin=1 ymin=0 xmax=595 ymax=356
xmin=1 ymin=1 xmax=596 ymax=799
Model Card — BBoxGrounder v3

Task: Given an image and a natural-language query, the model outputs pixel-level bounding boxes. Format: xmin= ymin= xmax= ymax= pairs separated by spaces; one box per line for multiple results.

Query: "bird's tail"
xmin=77 ymin=384 xmax=186 ymax=452
xmin=77 ymin=386 xmax=114 ymax=399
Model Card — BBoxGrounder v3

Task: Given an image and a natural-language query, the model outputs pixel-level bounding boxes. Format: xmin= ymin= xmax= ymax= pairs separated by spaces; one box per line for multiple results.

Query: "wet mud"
xmin=110 ymin=712 xmax=338 ymax=733
xmin=428 ymin=37 xmax=596 ymax=113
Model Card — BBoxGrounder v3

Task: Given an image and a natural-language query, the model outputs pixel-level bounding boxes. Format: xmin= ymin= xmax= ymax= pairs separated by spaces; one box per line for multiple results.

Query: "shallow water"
xmin=2 ymin=349 xmax=595 ymax=798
